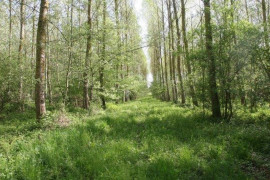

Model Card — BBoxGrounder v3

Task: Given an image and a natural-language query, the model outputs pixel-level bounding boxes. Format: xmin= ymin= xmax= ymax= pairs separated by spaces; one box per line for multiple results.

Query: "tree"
xmin=35 ymin=0 xmax=49 ymax=121
xmin=114 ymin=0 xmax=120 ymax=103
xmin=31 ymin=0 xmax=37 ymax=98
xmin=203 ymin=0 xmax=221 ymax=118
xmin=18 ymin=0 xmax=25 ymax=108
xmin=83 ymin=0 xmax=92 ymax=110
xmin=9 ymin=0 xmax=12 ymax=60
xmin=162 ymin=0 xmax=170 ymax=101
xmin=261 ymin=0 xmax=270 ymax=79
xmin=262 ymin=0 xmax=269 ymax=49
xmin=181 ymin=0 xmax=198 ymax=106
xmin=64 ymin=0 xmax=74 ymax=105
xmin=166 ymin=0 xmax=178 ymax=103
xmin=100 ymin=0 xmax=107 ymax=109
xmin=172 ymin=0 xmax=185 ymax=104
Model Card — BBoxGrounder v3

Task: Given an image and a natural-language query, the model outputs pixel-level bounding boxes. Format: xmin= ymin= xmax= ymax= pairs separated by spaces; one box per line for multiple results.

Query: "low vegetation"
xmin=1 ymin=97 xmax=269 ymax=179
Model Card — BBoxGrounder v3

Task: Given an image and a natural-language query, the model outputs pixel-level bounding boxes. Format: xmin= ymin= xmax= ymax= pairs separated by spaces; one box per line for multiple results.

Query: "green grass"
xmin=0 ymin=97 xmax=270 ymax=179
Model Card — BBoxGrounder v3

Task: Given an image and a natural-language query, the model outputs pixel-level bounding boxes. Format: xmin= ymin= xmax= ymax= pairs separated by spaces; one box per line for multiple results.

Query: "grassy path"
xmin=0 ymin=97 xmax=270 ymax=179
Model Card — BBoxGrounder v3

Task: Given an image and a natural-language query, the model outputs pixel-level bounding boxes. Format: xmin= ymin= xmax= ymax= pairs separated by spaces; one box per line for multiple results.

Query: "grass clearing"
xmin=0 ymin=97 xmax=270 ymax=179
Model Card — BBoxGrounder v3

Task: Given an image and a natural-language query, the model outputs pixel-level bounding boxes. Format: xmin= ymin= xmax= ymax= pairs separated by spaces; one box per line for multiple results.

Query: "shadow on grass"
xmin=1 ymin=97 xmax=270 ymax=179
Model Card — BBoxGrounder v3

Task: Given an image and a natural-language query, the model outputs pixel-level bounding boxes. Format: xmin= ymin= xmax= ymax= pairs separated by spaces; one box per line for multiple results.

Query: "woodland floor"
xmin=0 ymin=97 xmax=270 ymax=179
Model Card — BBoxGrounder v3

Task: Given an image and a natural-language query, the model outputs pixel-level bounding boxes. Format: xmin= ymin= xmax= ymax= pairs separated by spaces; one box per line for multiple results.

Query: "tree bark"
xmin=83 ymin=0 xmax=92 ymax=109
xmin=18 ymin=0 xmax=25 ymax=108
xmin=162 ymin=0 xmax=170 ymax=101
xmin=46 ymin=19 xmax=52 ymax=104
xmin=157 ymin=8 xmax=165 ymax=100
xmin=114 ymin=0 xmax=120 ymax=103
xmin=167 ymin=0 xmax=178 ymax=103
xmin=172 ymin=0 xmax=185 ymax=104
xmin=35 ymin=0 xmax=49 ymax=121
xmin=124 ymin=0 xmax=129 ymax=102
xmin=31 ymin=0 xmax=36 ymax=98
xmin=261 ymin=0 xmax=270 ymax=79
xmin=262 ymin=0 xmax=269 ymax=49
xmin=100 ymin=0 xmax=107 ymax=109
xmin=64 ymin=0 xmax=74 ymax=105
xmin=181 ymin=0 xmax=198 ymax=106
xmin=9 ymin=0 xmax=12 ymax=59
xmin=203 ymin=0 xmax=221 ymax=118
xmin=244 ymin=0 xmax=249 ymax=21
xmin=166 ymin=1 xmax=175 ymax=103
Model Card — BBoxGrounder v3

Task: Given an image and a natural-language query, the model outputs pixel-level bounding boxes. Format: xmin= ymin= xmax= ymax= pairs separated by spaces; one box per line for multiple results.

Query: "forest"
xmin=0 ymin=0 xmax=269 ymax=179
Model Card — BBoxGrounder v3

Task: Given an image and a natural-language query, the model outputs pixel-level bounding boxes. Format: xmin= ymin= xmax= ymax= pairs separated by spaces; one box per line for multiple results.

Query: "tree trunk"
xmin=162 ymin=0 xmax=170 ymax=101
xmin=35 ymin=0 xmax=49 ymax=121
xmin=262 ymin=0 xmax=269 ymax=49
xmin=18 ymin=0 xmax=25 ymax=108
xmin=167 ymin=0 xmax=178 ymax=103
xmin=64 ymin=0 xmax=74 ymax=105
xmin=181 ymin=0 xmax=198 ymax=106
xmin=100 ymin=0 xmax=107 ymax=109
xmin=262 ymin=0 xmax=270 ymax=79
xmin=31 ymin=0 xmax=36 ymax=98
xmin=114 ymin=0 xmax=120 ymax=103
xmin=9 ymin=0 xmax=12 ymax=59
xmin=167 ymin=7 xmax=175 ymax=103
xmin=46 ymin=20 xmax=52 ymax=104
xmin=203 ymin=0 xmax=221 ymax=118
xmin=172 ymin=0 xmax=185 ymax=104
xmin=244 ymin=0 xmax=249 ymax=21
xmin=157 ymin=8 xmax=165 ymax=99
xmin=8 ymin=0 xmax=12 ymax=92
xmin=124 ymin=0 xmax=129 ymax=102
xmin=83 ymin=0 xmax=92 ymax=110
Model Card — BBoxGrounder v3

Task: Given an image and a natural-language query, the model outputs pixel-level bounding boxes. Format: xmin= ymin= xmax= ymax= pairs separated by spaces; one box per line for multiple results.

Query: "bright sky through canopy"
xmin=134 ymin=0 xmax=153 ymax=87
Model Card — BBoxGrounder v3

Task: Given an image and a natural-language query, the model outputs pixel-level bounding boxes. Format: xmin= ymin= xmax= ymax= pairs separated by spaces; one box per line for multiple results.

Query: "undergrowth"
xmin=0 ymin=97 xmax=269 ymax=179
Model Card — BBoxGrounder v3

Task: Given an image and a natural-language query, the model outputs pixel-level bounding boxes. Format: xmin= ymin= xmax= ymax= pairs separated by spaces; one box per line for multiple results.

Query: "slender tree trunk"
xmin=83 ymin=0 xmax=92 ymax=110
xmin=155 ymin=45 xmax=162 ymax=89
xmin=262 ymin=0 xmax=270 ymax=79
xmin=46 ymin=20 xmax=52 ymax=104
xmin=172 ymin=0 xmax=185 ymax=104
xmin=64 ymin=0 xmax=74 ymax=104
xmin=157 ymin=8 xmax=165 ymax=99
xmin=124 ymin=0 xmax=128 ymax=102
xmin=267 ymin=1 xmax=270 ymax=20
xmin=35 ymin=0 xmax=49 ymax=121
xmin=78 ymin=0 xmax=82 ymax=61
xmin=181 ymin=0 xmax=198 ymax=106
xmin=199 ymin=13 xmax=207 ymax=115
xmin=153 ymin=48 xmax=157 ymax=83
xmin=159 ymin=45 xmax=165 ymax=100
xmin=203 ymin=0 xmax=221 ymax=118
xmin=244 ymin=0 xmax=249 ymax=21
xmin=228 ymin=0 xmax=235 ymax=119
xmin=114 ymin=0 xmax=120 ymax=103
xmin=262 ymin=0 xmax=269 ymax=49
xmin=167 ymin=1 xmax=178 ymax=103
xmin=222 ymin=0 xmax=233 ymax=119
xmin=166 ymin=0 xmax=175 ymax=102
xmin=9 ymin=0 xmax=12 ymax=59
xmin=100 ymin=0 xmax=107 ymax=109
xmin=18 ymin=0 xmax=25 ymax=108
xmin=162 ymin=0 xmax=170 ymax=101
xmin=8 ymin=0 xmax=12 ymax=92
xmin=31 ymin=0 xmax=36 ymax=98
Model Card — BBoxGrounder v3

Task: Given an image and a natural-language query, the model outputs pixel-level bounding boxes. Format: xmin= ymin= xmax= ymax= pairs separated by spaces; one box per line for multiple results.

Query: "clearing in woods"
xmin=0 ymin=97 xmax=270 ymax=179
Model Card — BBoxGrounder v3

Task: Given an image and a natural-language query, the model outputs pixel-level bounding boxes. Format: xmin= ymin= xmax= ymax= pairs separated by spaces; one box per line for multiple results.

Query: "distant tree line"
xmin=147 ymin=0 xmax=270 ymax=119
xmin=0 ymin=0 xmax=148 ymax=120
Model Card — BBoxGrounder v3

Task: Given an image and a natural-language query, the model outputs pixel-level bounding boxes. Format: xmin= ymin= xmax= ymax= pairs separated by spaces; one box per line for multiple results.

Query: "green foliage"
xmin=150 ymin=82 xmax=165 ymax=100
xmin=1 ymin=97 xmax=269 ymax=179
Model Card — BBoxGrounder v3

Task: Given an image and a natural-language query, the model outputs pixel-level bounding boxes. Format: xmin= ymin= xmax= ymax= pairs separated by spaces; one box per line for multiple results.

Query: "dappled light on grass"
xmin=0 ymin=97 xmax=270 ymax=179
